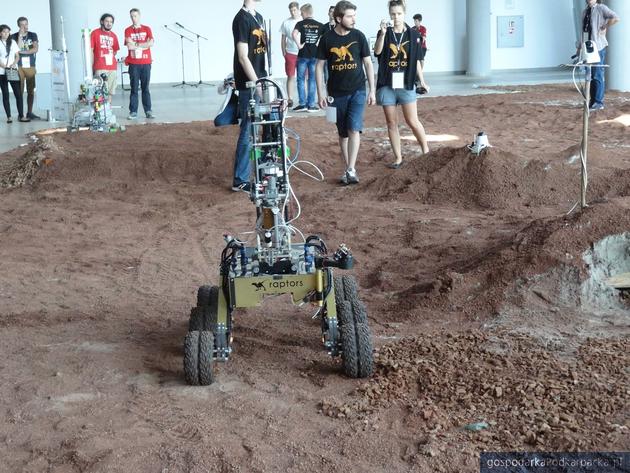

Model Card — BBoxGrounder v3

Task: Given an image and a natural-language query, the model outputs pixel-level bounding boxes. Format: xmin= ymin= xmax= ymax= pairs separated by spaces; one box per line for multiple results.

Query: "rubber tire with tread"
xmin=198 ymin=331 xmax=215 ymax=385
xmin=340 ymin=323 xmax=359 ymax=378
xmin=354 ymin=322 xmax=374 ymax=377
xmin=184 ymin=331 xmax=200 ymax=385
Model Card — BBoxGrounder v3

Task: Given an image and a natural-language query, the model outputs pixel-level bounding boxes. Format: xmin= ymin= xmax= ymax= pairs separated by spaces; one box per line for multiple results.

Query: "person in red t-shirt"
xmin=90 ymin=13 xmax=120 ymax=103
xmin=412 ymin=13 xmax=427 ymax=70
xmin=124 ymin=8 xmax=154 ymax=119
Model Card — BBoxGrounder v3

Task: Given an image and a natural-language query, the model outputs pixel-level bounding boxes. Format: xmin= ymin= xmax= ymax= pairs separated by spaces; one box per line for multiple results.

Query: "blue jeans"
xmin=590 ymin=47 xmax=607 ymax=107
xmin=128 ymin=64 xmax=152 ymax=113
xmin=296 ymin=57 xmax=317 ymax=107
xmin=214 ymin=92 xmax=239 ymax=127
xmin=333 ymin=88 xmax=367 ymax=138
xmin=233 ymin=88 xmax=255 ymax=186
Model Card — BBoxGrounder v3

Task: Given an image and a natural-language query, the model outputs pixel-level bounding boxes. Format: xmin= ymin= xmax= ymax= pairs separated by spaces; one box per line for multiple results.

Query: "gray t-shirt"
xmin=280 ymin=17 xmax=299 ymax=55
xmin=582 ymin=4 xmax=618 ymax=51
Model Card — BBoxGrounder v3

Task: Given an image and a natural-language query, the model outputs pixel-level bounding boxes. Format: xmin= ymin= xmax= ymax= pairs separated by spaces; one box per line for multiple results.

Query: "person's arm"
xmin=236 ymin=41 xmax=258 ymax=82
xmin=281 ymin=33 xmax=287 ymax=56
xmin=373 ymin=23 xmax=387 ymax=56
xmin=292 ymin=28 xmax=303 ymax=50
xmin=316 ymin=59 xmax=327 ymax=108
xmin=362 ymin=56 xmax=375 ymax=105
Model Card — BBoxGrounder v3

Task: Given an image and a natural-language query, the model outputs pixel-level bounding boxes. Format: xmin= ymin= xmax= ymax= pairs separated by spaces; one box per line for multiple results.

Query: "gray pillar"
xmin=573 ymin=0 xmax=585 ymax=46
xmin=466 ymin=0 xmax=491 ymax=77
xmin=49 ymin=0 xmax=90 ymax=98
xmin=607 ymin=0 xmax=629 ymax=92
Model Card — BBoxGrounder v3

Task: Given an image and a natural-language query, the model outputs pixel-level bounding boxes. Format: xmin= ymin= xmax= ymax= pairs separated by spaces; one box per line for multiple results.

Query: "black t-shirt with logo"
xmin=317 ymin=28 xmax=370 ymax=97
xmin=232 ymin=8 xmax=268 ymax=90
xmin=10 ymin=31 xmax=38 ymax=67
xmin=294 ymin=18 xmax=324 ymax=59
xmin=375 ymin=26 xmax=422 ymax=90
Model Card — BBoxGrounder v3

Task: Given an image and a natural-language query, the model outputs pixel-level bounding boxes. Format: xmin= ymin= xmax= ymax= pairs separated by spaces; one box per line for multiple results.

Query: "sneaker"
xmin=7 ymin=117 xmax=12 ymax=124
xmin=292 ymin=105 xmax=307 ymax=112
xmin=145 ymin=111 xmax=155 ymax=119
xmin=346 ymin=168 xmax=359 ymax=185
xmin=128 ymin=112 xmax=138 ymax=120
xmin=307 ymin=106 xmax=319 ymax=113
xmin=18 ymin=116 xmax=30 ymax=122
xmin=340 ymin=173 xmax=348 ymax=185
xmin=27 ymin=112 xmax=41 ymax=120
xmin=589 ymin=103 xmax=604 ymax=112
xmin=231 ymin=182 xmax=252 ymax=193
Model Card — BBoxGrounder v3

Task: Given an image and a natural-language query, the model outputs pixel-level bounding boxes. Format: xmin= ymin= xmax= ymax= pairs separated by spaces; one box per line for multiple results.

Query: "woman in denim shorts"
xmin=374 ymin=0 xmax=429 ymax=168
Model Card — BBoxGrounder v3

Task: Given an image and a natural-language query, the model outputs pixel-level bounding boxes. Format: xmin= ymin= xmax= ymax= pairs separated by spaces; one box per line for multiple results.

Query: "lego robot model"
xmin=183 ymin=77 xmax=374 ymax=385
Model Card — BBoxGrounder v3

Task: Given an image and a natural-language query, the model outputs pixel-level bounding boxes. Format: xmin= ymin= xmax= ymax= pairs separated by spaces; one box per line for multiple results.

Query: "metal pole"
xmin=581 ymin=69 xmax=590 ymax=209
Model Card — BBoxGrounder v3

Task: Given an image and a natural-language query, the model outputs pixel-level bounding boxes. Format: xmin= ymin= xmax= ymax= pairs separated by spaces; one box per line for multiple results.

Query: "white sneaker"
xmin=346 ymin=168 xmax=359 ymax=184
xmin=340 ymin=173 xmax=348 ymax=185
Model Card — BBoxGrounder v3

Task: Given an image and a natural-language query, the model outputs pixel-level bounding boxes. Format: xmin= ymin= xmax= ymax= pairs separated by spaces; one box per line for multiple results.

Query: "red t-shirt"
xmin=90 ymin=29 xmax=120 ymax=71
xmin=124 ymin=25 xmax=153 ymax=65
xmin=417 ymin=25 xmax=427 ymax=48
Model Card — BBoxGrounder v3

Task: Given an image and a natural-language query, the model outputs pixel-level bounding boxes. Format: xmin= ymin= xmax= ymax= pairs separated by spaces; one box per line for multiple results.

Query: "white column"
xmin=49 ymin=0 xmax=90 ymax=97
xmin=466 ymin=0 xmax=492 ymax=77
xmin=607 ymin=0 xmax=629 ymax=92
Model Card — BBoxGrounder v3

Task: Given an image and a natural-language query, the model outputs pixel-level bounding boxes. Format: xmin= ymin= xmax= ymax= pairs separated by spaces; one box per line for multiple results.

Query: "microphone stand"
xmin=175 ymin=22 xmax=209 ymax=86
xmin=163 ymin=25 xmax=196 ymax=88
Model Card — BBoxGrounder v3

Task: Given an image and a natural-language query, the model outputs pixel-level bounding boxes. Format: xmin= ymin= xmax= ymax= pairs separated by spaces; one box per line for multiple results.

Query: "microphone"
xmin=175 ymin=22 xmax=184 ymax=28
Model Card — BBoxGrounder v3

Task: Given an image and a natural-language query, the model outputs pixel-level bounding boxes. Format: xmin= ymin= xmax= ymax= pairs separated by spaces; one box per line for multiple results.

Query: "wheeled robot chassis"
xmin=183 ymin=78 xmax=374 ymax=385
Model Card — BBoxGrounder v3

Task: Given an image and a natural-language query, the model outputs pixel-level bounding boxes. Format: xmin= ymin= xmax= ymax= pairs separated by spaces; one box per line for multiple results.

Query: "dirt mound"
xmin=364 ymin=146 xmax=576 ymax=209
xmin=388 ymin=200 xmax=630 ymax=318
xmin=321 ymin=331 xmax=629 ymax=452
xmin=0 ymin=136 xmax=60 ymax=188
xmin=30 ymin=124 xmax=238 ymax=188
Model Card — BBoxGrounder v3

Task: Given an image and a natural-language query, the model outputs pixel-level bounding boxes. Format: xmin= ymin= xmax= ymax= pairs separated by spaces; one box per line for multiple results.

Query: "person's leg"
xmin=128 ymin=65 xmax=139 ymax=115
xmin=233 ymin=89 xmax=253 ymax=188
xmin=18 ymin=68 xmax=26 ymax=116
xmin=140 ymin=64 xmax=152 ymax=114
xmin=346 ymin=89 xmax=367 ymax=173
xmin=25 ymin=68 xmax=37 ymax=116
xmin=591 ymin=47 xmax=607 ymax=107
xmin=285 ymin=53 xmax=297 ymax=105
xmin=338 ymin=136 xmax=349 ymax=168
xmin=401 ymin=100 xmax=429 ymax=154
xmin=383 ymin=105 xmax=402 ymax=164
xmin=9 ymin=80 xmax=25 ymax=119
xmin=306 ymin=58 xmax=317 ymax=108
xmin=0 ymin=76 xmax=11 ymax=119
xmin=296 ymin=58 xmax=307 ymax=108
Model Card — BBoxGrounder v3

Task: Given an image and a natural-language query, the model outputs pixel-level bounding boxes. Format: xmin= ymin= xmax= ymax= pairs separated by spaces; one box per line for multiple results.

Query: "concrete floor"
xmin=0 ymin=68 xmax=573 ymax=153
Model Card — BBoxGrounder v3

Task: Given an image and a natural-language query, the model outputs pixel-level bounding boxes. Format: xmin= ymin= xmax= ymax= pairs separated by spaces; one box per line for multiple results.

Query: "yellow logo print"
xmin=252 ymin=28 xmax=266 ymax=46
xmin=330 ymin=41 xmax=357 ymax=62
xmin=389 ymin=41 xmax=409 ymax=60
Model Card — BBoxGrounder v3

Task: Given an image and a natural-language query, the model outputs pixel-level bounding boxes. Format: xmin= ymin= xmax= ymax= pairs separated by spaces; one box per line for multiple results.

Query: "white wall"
xmin=490 ymin=0 xmax=575 ymax=69
xmin=5 ymin=0 xmax=576 ymax=84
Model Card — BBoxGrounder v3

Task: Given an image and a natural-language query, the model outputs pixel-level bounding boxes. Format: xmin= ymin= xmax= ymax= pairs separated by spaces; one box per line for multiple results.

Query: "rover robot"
xmin=183 ymin=78 xmax=374 ymax=385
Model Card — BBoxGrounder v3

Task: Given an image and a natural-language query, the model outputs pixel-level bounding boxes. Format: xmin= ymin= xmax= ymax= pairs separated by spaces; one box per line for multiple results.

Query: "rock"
xmin=494 ymin=386 xmax=503 ymax=398
xmin=463 ymin=421 xmax=489 ymax=431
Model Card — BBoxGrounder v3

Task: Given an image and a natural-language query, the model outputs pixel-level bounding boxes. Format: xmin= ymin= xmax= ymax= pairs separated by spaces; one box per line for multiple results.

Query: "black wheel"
xmin=333 ymin=275 xmax=345 ymax=304
xmin=337 ymin=300 xmax=353 ymax=326
xmin=183 ymin=330 xmax=216 ymax=385
xmin=350 ymin=299 xmax=368 ymax=324
xmin=184 ymin=331 xmax=200 ymax=385
xmin=198 ymin=331 xmax=215 ymax=385
xmin=188 ymin=308 xmax=202 ymax=331
xmin=197 ymin=285 xmax=214 ymax=307
xmin=195 ymin=286 xmax=219 ymax=331
xmin=340 ymin=322 xmax=359 ymax=378
xmin=355 ymin=323 xmax=374 ymax=378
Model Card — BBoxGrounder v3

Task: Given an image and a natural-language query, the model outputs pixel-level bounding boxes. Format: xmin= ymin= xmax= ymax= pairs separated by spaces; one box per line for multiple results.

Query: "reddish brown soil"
xmin=0 ymin=85 xmax=629 ymax=472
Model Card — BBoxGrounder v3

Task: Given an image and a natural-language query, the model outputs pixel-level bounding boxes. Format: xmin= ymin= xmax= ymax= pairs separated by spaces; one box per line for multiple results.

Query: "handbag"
xmin=6 ymin=67 xmax=19 ymax=81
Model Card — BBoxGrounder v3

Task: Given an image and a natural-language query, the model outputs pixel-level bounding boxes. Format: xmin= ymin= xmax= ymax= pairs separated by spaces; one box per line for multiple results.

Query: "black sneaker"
xmin=231 ymin=182 xmax=252 ymax=193
xmin=307 ymin=106 xmax=319 ymax=113
xmin=292 ymin=105 xmax=307 ymax=112
xmin=27 ymin=112 xmax=41 ymax=120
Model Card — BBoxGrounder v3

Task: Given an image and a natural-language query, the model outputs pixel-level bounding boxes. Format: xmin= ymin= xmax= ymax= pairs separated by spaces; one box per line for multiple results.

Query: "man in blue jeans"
xmin=232 ymin=0 xmax=268 ymax=192
xmin=580 ymin=0 xmax=619 ymax=112
xmin=292 ymin=4 xmax=324 ymax=112
xmin=316 ymin=1 xmax=375 ymax=185
xmin=124 ymin=8 xmax=154 ymax=119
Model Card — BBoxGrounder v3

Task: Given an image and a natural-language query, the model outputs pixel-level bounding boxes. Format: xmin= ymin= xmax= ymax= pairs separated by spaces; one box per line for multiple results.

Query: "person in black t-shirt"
xmin=231 ymin=0 xmax=268 ymax=192
xmin=292 ymin=4 xmax=324 ymax=112
xmin=374 ymin=0 xmax=429 ymax=169
xmin=316 ymin=1 xmax=375 ymax=186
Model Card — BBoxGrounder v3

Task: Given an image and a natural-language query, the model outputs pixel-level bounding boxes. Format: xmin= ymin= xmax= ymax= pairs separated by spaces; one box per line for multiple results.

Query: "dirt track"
xmin=1 ymin=85 xmax=629 ymax=472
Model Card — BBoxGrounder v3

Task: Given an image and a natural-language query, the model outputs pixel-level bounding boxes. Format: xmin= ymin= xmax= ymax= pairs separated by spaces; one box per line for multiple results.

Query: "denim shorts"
xmin=376 ymin=86 xmax=417 ymax=106
xmin=332 ymin=88 xmax=366 ymax=138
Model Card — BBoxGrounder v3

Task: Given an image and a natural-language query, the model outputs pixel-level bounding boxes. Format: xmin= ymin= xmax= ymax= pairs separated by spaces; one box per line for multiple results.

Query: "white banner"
xmin=50 ymin=50 xmax=69 ymax=122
